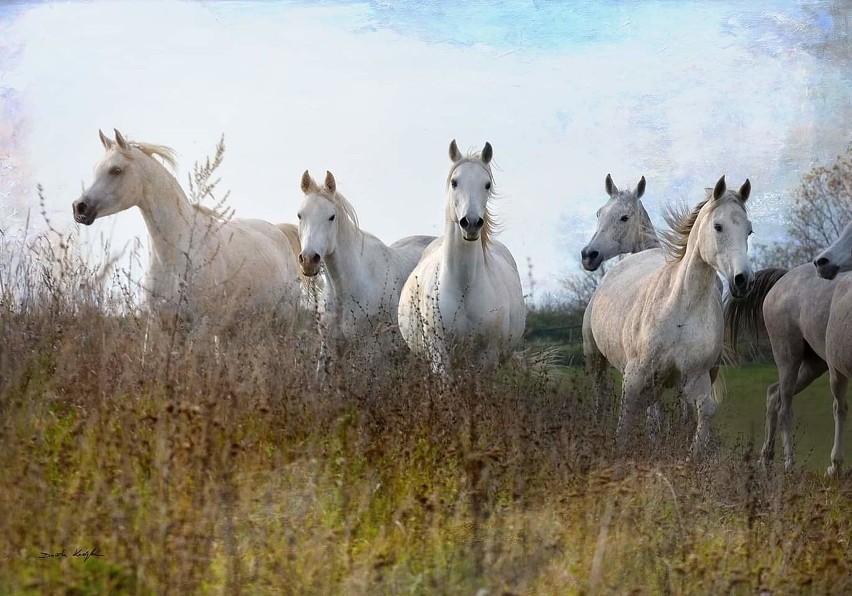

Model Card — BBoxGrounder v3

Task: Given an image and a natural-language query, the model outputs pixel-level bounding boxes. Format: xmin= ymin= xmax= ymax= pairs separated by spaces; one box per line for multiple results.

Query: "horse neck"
xmin=323 ymin=215 xmax=374 ymax=301
xmin=442 ymin=208 xmax=485 ymax=282
xmin=666 ymin=224 xmax=718 ymax=308
xmin=634 ymin=229 xmax=661 ymax=253
xmin=135 ymin=157 xmax=204 ymax=263
xmin=634 ymin=206 xmax=661 ymax=252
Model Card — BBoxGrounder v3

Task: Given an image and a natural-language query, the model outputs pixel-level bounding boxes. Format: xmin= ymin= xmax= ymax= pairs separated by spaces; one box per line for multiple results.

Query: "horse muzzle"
xmin=814 ymin=257 xmax=840 ymax=280
xmin=298 ymin=252 xmax=322 ymax=277
xmin=459 ymin=216 xmax=483 ymax=242
xmin=72 ymin=198 xmax=97 ymax=225
xmin=728 ymin=271 xmax=754 ymax=298
xmin=580 ymin=247 xmax=602 ymax=271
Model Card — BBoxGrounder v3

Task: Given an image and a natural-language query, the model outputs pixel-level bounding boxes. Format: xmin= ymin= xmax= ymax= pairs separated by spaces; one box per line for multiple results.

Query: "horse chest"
xmin=436 ymin=274 xmax=500 ymax=329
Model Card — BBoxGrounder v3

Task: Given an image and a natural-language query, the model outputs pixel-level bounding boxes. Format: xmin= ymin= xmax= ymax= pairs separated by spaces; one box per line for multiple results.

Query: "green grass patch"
xmin=718 ymin=363 xmax=848 ymax=472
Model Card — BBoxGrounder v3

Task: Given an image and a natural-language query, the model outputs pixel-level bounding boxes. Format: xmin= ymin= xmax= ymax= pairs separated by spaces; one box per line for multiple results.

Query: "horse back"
xmin=275 ymin=222 xmax=302 ymax=259
xmin=763 ymin=264 xmax=838 ymax=361
xmin=391 ymin=234 xmax=439 ymax=272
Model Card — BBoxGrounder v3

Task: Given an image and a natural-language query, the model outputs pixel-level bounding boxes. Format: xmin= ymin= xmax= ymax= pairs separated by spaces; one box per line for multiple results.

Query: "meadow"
xmin=0 ymin=241 xmax=850 ymax=596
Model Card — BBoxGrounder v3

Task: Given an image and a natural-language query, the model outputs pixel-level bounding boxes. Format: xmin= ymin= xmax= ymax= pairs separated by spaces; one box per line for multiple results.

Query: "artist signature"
xmin=38 ymin=547 xmax=104 ymax=562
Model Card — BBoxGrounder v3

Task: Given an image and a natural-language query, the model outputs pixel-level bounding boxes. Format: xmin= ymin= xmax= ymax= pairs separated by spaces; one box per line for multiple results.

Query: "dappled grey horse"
xmin=585 ymin=176 xmax=753 ymax=459
xmin=581 ymin=174 xmax=659 ymax=271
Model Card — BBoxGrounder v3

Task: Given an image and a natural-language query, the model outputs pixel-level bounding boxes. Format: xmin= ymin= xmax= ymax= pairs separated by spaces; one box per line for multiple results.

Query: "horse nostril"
xmin=588 ymin=250 xmax=599 ymax=261
xmin=74 ymin=201 xmax=88 ymax=216
xmin=311 ymin=254 xmax=321 ymax=264
xmin=474 ymin=217 xmax=484 ymax=229
xmin=459 ymin=217 xmax=469 ymax=229
xmin=734 ymin=273 xmax=746 ymax=288
xmin=298 ymin=254 xmax=305 ymax=264
xmin=815 ymin=257 xmax=830 ymax=268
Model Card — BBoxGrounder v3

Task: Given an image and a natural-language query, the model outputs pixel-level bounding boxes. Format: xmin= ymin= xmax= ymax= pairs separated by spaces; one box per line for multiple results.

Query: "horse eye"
xmin=329 ymin=214 xmax=335 ymax=221
xmin=451 ymin=179 xmax=458 ymax=189
xmin=297 ymin=213 xmax=302 ymax=220
xmin=714 ymin=223 xmax=722 ymax=232
xmin=620 ymin=215 xmax=629 ymax=222
xmin=109 ymin=166 xmax=122 ymax=175
xmin=485 ymin=181 xmax=491 ymax=190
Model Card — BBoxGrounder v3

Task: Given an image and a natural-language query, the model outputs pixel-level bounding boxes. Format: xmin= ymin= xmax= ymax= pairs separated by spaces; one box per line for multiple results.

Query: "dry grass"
xmin=1 ymin=231 xmax=851 ymax=595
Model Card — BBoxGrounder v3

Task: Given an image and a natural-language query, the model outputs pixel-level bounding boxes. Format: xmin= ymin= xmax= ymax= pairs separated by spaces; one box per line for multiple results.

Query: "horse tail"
xmin=724 ymin=267 xmax=788 ymax=358
xmin=509 ymin=345 xmax=560 ymax=378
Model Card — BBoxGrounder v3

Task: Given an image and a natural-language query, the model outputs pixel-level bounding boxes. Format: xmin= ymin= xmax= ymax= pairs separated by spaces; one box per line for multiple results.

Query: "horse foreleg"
xmin=828 ymin=369 xmax=848 ymax=477
xmin=684 ymin=373 xmax=715 ymax=461
xmin=615 ymin=364 xmax=649 ymax=455
xmin=646 ymin=397 xmax=665 ymax=455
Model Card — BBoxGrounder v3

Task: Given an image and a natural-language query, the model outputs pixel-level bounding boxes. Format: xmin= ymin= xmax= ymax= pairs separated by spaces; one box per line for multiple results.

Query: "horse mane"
xmin=660 ymin=188 xmax=747 ymax=261
xmin=314 ymin=187 xmax=360 ymax=231
xmin=128 ymin=141 xmax=178 ymax=172
xmin=127 ymin=140 xmax=229 ymax=220
xmin=445 ymin=149 xmax=501 ymax=247
xmin=634 ymin=200 xmax=661 ymax=249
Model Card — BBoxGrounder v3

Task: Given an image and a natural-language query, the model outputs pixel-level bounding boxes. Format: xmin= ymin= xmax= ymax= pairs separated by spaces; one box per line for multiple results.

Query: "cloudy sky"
xmin=1 ymin=0 xmax=850 ymax=299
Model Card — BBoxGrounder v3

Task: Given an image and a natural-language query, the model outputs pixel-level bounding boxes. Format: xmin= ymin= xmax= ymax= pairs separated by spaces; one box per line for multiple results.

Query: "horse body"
xmin=276 ymin=223 xmax=302 ymax=260
xmin=398 ymin=140 xmax=525 ymax=372
xmin=585 ymin=176 xmax=753 ymax=458
xmin=727 ymin=256 xmax=849 ymax=474
xmin=297 ymin=170 xmax=433 ymax=345
xmin=73 ymin=130 xmax=300 ymax=329
xmin=725 ymin=217 xmax=852 ymax=475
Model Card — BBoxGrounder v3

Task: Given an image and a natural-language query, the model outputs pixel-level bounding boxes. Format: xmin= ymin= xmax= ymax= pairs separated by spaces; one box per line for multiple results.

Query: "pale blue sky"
xmin=1 ymin=1 xmax=850 ymax=298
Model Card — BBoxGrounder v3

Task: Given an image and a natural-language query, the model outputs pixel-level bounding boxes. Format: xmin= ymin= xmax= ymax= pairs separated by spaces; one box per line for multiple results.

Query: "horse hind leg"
xmin=775 ymin=353 xmax=827 ymax=471
xmin=583 ymin=336 xmax=614 ymax=421
xmin=761 ymin=381 xmax=780 ymax=467
xmin=615 ymin=364 xmax=652 ymax=455
xmin=828 ymin=368 xmax=848 ymax=477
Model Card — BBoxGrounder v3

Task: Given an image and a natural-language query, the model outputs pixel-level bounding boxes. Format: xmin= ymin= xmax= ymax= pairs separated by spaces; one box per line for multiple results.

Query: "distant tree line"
xmin=751 ymin=144 xmax=852 ymax=270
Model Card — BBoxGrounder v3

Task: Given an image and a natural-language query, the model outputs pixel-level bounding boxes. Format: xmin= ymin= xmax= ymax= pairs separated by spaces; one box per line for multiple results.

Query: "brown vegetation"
xmin=1 ymin=228 xmax=851 ymax=595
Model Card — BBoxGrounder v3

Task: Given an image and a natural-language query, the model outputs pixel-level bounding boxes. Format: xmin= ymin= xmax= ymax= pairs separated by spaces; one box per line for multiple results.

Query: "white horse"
xmin=398 ymin=140 xmax=526 ymax=373
xmin=581 ymin=174 xmax=659 ymax=271
xmin=584 ymin=176 xmax=753 ymax=458
xmin=72 ymin=129 xmax=301 ymax=329
xmin=296 ymin=170 xmax=434 ymax=354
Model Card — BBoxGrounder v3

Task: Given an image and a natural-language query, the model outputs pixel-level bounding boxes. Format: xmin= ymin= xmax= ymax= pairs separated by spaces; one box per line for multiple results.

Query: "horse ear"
xmin=739 ymin=179 xmax=751 ymax=202
xmin=449 ymin=139 xmax=462 ymax=163
xmin=605 ymin=174 xmax=617 ymax=197
xmin=636 ymin=176 xmax=646 ymax=199
xmin=481 ymin=142 xmax=493 ymax=164
xmin=99 ymin=129 xmax=114 ymax=150
xmin=324 ymin=171 xmax=336 ymax=193
xmin=300 ymin=170 xmax=314 ymax=194
xmin=114 ymin=129 xmax=129 ymax=150
xmin=713 ymin=175 xmax=726 ymax=200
